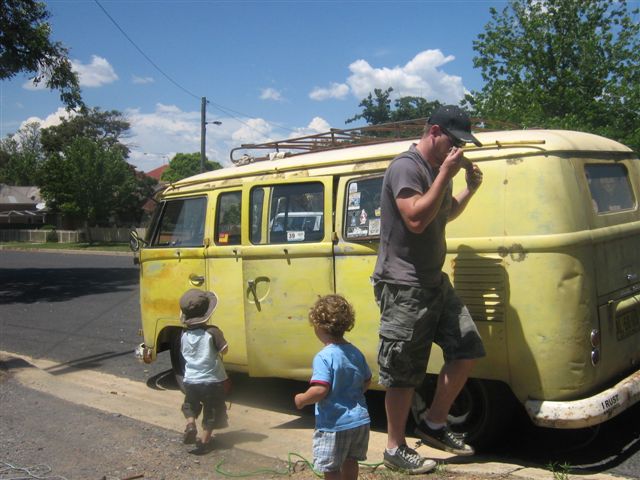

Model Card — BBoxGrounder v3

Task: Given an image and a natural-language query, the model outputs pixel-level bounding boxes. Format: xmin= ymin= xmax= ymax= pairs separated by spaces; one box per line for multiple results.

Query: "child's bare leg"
xmin=201 ymin=428 xmax=213 ymax=444
xmin=183 ymin=417 xmax=197 ymax=444
xmin=341 ymin=458 xmax=359 ymax=480
xmin=323 ymin=471 xmax=340 ymax=480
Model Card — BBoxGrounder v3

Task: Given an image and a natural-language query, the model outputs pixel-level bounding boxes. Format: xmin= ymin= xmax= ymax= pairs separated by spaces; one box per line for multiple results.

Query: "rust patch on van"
xmin=498 ymin=244 xmax=527 ymax=262
xmin=506 ymin=157 xmax=524 ymax=165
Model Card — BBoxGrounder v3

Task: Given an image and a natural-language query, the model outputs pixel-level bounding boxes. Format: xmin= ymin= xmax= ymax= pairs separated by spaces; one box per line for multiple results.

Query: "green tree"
xmin=40 ymin=108 xmax=130 ymax=158
xmin=0 ymin=0 xmax=83 ymax=109
xmin=160 ymin=152 xmax=222 ymax=183
xmin=467 ymin=0 xmax=640 ymax=152
xmin=39 ymin=137 xmax=146 ymax=235
xmin=0 ymin=122 xmax=44 ymax=185
xmin=347 ymin=87 xmax=442 ymax=125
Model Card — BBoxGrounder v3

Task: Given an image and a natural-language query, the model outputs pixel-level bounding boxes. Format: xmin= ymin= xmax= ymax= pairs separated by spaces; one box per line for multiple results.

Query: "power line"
xmin=92 ymin=0 xmax=298 ymax=135
xmin=93 ymin=0 xmax=200 ymax=101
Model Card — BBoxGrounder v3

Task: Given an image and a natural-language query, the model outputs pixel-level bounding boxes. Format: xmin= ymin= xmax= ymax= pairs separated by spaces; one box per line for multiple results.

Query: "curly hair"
xmin=308 ymin=294 xmax=355 ymax=338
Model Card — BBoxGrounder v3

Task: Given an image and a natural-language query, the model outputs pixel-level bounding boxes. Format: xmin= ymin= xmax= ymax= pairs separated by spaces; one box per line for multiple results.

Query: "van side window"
xmin=585 ymin=164 xmax=636 ymax=214
xmin=344 ymin=176 xmax=383 ymax=240
xmin=215 ymin=192 xmax=241 ymax=245
xmin=150 ymin=197 xmax=206 ymax=247
xmin=260 ymin=182 xmax=324 ymax=244
xmin=250 ymin=188 xmax=265 ymax=244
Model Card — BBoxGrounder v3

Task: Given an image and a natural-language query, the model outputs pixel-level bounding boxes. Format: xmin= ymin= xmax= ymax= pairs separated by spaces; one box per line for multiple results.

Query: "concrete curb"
xmin=0 ymin=351 xmax=626 ymax=480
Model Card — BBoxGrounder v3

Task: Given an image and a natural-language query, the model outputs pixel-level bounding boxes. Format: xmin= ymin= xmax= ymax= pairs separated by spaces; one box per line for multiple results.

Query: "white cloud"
xmin=19 ymin=107 xmax=76 ymax=129
xmin=260 ymin=87 xmax=284 ymax=101
xmin=309 ymin=82 xmax=350 ymax=101
xmin=132 ymin=75 xmax=154 ymax=85
xmin=71 ymin=55 xmax=118 ymax=87
xmin=291 ymin=116 xmax=331 ymax=137
xmin=310 ymin=49 xmax=466 ymax=104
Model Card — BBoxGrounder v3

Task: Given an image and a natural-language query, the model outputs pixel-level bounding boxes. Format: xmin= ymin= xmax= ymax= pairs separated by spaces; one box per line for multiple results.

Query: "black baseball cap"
xmin=428 ymin=105 xmax=482 ymax=147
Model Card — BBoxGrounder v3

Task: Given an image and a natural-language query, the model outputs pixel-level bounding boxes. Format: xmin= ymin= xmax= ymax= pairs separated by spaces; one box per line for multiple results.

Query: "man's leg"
xmin=385 ymin=386 xmax=415 ymax=449
xmin=425 ymin=358 xmax=476 ymax=424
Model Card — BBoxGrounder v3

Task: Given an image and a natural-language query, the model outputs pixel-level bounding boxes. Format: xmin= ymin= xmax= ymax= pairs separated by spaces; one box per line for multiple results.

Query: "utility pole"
xmin=200 ymin=97 xmax=206 ymax=173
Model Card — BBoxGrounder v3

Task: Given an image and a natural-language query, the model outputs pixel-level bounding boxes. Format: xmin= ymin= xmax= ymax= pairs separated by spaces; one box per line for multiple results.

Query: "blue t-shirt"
xmin=311 ymin=343 xmax=371 ymax=432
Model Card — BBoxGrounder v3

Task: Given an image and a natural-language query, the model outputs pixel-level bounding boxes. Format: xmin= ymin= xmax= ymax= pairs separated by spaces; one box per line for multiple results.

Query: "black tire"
xmin=412 ymin=376 xmax=517 ymax=451
xmin=169 ymin=332 xmax=186 ymax=393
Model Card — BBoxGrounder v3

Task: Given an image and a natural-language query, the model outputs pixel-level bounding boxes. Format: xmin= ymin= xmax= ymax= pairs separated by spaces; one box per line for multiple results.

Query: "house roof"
xmin=0 ymin=184 xmax=42 ymax=205
xmin=145 ymin=164 xmax=168 ymax=181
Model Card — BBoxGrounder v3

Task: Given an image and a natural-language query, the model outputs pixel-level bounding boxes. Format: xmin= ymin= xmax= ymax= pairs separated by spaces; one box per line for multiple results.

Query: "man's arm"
xmin=449 ymin=162 xmax=483 ymax=221
xmin=396 ymin=147 xmax=466 ymax=233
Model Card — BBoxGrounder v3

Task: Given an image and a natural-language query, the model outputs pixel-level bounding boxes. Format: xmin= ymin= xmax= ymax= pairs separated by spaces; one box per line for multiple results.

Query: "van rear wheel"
xmin=412 ymin=376 xmax=516 ymax=451
xmin=170 ymin=333 xmax=186 ymax=392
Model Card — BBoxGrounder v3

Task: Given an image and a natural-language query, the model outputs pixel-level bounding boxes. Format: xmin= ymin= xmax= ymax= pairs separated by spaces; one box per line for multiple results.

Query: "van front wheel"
xmin=170 ymin=333 xmax=186 ymax=392
xmin=412 ymin=377 xmax=516 ymax=451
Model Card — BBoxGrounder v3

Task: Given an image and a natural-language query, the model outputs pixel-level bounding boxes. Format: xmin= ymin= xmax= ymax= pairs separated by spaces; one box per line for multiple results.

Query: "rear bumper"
xmin=525 ymin=369 xmax=640 ymax=428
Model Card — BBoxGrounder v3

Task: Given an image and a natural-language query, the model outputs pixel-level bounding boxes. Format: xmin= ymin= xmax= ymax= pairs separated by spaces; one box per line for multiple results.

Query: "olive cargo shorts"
xmin=373 ymin=275 xmax=486 ymax=388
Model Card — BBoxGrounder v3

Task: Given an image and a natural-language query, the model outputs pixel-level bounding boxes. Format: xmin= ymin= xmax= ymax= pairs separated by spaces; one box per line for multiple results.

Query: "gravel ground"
xmin=0 ymin=364 xmax=522 ymax=480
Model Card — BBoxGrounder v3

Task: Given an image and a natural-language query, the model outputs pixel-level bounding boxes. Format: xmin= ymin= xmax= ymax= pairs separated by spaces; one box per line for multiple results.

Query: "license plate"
xmin=616 ymin=310 xmax=640 ymax=341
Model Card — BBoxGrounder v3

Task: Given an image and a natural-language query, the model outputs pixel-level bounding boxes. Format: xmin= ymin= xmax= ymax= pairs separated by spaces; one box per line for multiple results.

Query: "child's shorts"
xmin=312 ymin=423 xmax=369 ymax=473
xmin=181 ymin=381 xmax=228 ymax=430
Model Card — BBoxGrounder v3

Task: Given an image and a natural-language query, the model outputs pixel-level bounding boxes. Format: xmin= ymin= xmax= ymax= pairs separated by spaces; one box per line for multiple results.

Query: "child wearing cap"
xmin=178 ymin=288 xmax=228 ymax=454
xmin=294 ymin=294 xmax=371 ymax=480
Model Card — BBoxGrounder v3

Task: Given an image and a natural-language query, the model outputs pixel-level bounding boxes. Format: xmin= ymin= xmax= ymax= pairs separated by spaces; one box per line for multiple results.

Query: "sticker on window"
xmin=368 ymin=218 xmax=380 ymax=235
xmin=347 ymin=226 xmax=369 ymax=237
xmin=348 ymin=191 xmax=361 ymax=210
xmin=287 ymin=231 xmax=305 ymax=242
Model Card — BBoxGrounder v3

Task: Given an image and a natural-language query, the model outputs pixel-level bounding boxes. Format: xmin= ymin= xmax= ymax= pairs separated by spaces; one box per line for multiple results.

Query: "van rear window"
xmin=150 ymin=197 xmax=206 ymax=247
xmin=585 ymin=164 xmax=636 ymax=214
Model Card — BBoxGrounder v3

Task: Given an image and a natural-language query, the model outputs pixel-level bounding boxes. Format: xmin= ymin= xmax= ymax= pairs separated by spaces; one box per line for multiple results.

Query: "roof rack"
xmin=229 ymin=117 xmax=518 ymax=165
xmin=228 ymin=118 xmax=431 ymax=165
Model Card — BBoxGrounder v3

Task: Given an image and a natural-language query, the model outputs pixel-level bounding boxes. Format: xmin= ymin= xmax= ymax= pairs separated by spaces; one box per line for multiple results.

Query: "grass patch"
xmin=0 ymin=242 xmax=131 ymax=253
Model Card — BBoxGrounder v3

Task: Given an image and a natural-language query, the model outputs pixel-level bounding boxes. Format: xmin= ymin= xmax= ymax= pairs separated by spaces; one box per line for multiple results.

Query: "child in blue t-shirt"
xmin=294 ymin=294 xmax=371 ymax=480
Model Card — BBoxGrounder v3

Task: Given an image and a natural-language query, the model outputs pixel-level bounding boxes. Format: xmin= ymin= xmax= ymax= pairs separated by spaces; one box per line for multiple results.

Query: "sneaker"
xmin=183 ymin=423 xmax=197 ymax=444
xmin=415 ymin=421 xmax=474 ymax=456
xmin=192 ymin=438 xmax=215 ymax=455
xmin=383 ymin=444 xmax=436 ymax=475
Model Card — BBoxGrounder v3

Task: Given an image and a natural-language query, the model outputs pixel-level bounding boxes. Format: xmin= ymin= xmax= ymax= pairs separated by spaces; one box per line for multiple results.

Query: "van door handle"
xmin=189 ymin=274 xmax=205 ymax=286
xmin=247 ymin=279 xmax=259 ymax=304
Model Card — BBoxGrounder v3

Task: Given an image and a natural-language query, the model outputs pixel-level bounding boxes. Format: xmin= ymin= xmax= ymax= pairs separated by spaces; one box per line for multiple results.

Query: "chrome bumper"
xmin=525 ymin=369 xmax=640 ymax=428
xmin=134 ymin=343 xmax=153 ymax=364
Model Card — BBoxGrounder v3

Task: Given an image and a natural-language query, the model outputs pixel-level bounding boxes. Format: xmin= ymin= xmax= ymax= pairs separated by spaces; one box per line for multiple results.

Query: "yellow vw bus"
xmin=131 ymin=121 xmax=640 ymax=447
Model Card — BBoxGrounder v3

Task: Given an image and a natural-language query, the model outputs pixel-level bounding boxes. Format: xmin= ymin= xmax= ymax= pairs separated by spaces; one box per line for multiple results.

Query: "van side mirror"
xmin=129 ymin=229 xmax=147 ymax=252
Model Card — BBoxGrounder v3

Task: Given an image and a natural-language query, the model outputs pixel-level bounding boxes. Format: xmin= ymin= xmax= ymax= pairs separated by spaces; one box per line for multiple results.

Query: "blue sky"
xmin=1 ymin=0 xmax=506 ymax=172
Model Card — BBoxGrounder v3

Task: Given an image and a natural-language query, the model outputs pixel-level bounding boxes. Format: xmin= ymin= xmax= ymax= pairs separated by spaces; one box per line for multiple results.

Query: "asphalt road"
xmin=1 ymin=248 xmax=638 ymax=479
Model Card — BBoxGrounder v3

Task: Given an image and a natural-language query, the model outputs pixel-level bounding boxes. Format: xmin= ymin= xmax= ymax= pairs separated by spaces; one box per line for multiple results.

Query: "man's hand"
xmin=465 ymin=162 xmax=483 ymax=192
xmin=440 ymin=146 xmax=466 ymax=179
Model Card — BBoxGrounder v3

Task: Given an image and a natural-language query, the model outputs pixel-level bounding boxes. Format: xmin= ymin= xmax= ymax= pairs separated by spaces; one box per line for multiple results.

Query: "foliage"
xmin=40 ymin=107 xmax=131 ymax=158
xmin=160 ymin=152 xmax=223 ymax=183
xmin=346 ymin=87 xmax=443 ymax=126
xmin=38 ymin=137 xmax=147 ymax=229
xmin=0 ymin=122 xmax=44 ymax=185
xmin=0 ymin=0 xmax=83 ymax=109
xmin=467 ymin=0 xmax=640 ymax=152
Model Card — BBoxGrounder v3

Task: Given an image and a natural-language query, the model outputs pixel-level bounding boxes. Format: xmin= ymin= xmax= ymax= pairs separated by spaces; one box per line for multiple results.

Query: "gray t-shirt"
xmin=372 ymin=144 xmax=452 ymax=287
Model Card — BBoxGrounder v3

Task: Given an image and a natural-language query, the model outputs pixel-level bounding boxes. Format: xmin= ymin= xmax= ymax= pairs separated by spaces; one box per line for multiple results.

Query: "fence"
xmin=0 ymin=227 xmax=146 ymax=244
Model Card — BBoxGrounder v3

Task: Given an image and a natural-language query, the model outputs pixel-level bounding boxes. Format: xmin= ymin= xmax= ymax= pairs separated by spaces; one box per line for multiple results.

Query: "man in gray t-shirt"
xmin=373 ymin=106 xmax=486 ymax=474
